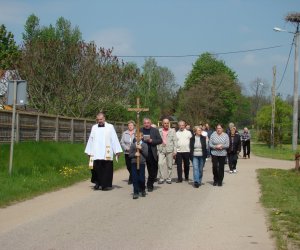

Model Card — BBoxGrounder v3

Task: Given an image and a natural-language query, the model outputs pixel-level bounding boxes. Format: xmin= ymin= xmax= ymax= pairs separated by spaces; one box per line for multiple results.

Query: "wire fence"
xmin=0 ymin=110 xmax=127 ymax=143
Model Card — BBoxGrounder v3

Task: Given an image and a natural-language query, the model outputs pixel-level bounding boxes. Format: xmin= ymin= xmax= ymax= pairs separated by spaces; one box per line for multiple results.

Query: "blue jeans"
xmin=193 ymin=156 xmax=205 ymax=184
xmin=131 ymin=163 xmax=146 ymax=194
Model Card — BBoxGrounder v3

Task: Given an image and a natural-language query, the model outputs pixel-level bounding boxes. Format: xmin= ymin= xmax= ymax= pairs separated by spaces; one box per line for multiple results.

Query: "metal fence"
xmin=0 ymin=110 xmax=127 ymax=143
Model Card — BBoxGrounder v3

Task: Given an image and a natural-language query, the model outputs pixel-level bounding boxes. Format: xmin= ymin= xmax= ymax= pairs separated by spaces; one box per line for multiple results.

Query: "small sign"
xmin=7 ymin=80 xmax=28 ymax=105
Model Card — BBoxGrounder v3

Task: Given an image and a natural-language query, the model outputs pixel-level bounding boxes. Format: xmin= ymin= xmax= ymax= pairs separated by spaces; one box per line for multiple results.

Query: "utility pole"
xmin=293 ymin=24 xmax=299 ymax=151
xmin=271 ymin=66 xmax=276 ymax=149
xmin=285 ymin=13 xmax=300 ymax=151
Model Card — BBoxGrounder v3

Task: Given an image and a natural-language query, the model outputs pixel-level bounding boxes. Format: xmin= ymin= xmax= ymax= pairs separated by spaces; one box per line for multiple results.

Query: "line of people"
xmin=85 ymin=112 xmax=251 ymax=199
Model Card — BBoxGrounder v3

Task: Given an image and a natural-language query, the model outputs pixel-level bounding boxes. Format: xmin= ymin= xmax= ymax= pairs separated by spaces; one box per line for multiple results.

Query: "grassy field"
xmin=0 ymin=142 xmax=125 ymax=207
xmin=257 ymin=169 xmax=300 ymax=250
xmin=252 ymin=143 xmax=298 ymax=161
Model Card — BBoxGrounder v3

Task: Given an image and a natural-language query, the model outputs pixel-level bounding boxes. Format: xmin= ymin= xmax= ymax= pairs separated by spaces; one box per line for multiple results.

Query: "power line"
xmin=116 ymin=45 xmax=283 ymax=58
xmin=276 ymin=37 xmax=295 ymax=90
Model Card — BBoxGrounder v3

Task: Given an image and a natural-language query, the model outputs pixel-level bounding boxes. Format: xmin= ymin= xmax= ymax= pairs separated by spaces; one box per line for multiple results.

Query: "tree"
xmin=0 ymin=24 xmax=21 ymax=103
xmin=176 ymin=53 xmax=241 ymax=126
xmin=177 ymin=74 xmax=240 ymax=125
xmin=184 ymin=52 xmax=237 ymax=89
xmin=0 ymin=24 xmax=20 ymax=71
xmin=133 ymin=58 xmax=178 ymax=121
xmin=256 ymin=97 xmax=292 ymax=146
xmin=19 ymin=15 xmax=140 ymax=120
xmin=248 ymin=77 xmax=270 ymax=124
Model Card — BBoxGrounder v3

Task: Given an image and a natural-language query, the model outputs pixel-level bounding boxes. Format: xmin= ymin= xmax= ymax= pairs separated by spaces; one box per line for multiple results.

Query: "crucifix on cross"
xmin=128 ymin=97 xmax=149 ymax=169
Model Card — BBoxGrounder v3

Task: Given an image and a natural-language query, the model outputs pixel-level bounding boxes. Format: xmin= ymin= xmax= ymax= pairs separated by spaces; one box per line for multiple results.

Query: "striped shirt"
xmin=209 ymin=131 xmax=229 ymax=156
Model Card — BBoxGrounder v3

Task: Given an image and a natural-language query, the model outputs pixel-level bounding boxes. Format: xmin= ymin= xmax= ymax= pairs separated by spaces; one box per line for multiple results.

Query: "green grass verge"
xmin=252 ymin=143 xmax=299 ymax=161
xmin=0 ymin=142 xmax=125 ymax=207
xmin=257 ymin=168 xmax=300 ymax=249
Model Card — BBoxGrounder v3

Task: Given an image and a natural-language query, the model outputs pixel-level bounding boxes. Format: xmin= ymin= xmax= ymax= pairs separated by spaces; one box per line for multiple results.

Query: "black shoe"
xmin=176 ymin=179 xmax=182 ymax=183
xmin=184 ymin=178 xmax=189 ymax=182
xmin=147 ymin=187 xmax=153 ymax=192
xmin=141 ymin=190 xmax=146 ymax=197
xmin=213 ymin=182 xmax=217 ymax=186
xmin=218 ymin=183 xmax=223 ymax=186
xmin=194 ymin=182 xmax=199 ymax=188
xmin=93 ymin=184 xmax=100 ymax=190
xmin=133 ymin=193 xmax=139 ymax=199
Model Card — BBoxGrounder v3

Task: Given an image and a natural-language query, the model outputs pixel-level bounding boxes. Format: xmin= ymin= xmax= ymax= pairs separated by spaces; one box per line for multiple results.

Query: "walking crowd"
xmin=85 ymin=112 xmax=251 ymax=199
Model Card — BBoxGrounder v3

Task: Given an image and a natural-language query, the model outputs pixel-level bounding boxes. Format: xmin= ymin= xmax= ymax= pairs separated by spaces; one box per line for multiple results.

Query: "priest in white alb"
xmin=85 ymin=112 xmax=122 ymax=190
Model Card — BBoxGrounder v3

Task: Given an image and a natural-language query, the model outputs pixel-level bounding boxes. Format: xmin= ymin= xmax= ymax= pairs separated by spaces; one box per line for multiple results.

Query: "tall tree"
xmin=177 ymin=53 xmax=241 ymax=126
xmin=19 ymin=15 xmax=140 ymax=119
xmin=134 ymin=58 xmax=178 ymax=121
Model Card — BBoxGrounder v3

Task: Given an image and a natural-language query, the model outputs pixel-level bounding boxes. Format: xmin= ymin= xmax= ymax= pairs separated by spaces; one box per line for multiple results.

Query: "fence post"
xmin=15 ymin=112 xmax=20 ymax=142
xmin=55 ymin=116 xmax=59 ymax=142
xmin=84 ymin=119 xmax=87 ymax=144
xmin=70 ymin=119 xmax=74 ymax=143
xmin=36 ymin=114 xmax=40 ymax=142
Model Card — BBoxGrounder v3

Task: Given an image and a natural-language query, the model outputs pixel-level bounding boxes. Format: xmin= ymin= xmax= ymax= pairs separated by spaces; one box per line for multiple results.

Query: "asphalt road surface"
xmin=0 ymin=155 xmax=293 ymax=250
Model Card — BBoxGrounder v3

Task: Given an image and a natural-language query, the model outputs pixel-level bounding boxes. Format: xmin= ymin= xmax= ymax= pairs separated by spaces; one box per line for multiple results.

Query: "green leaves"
xmin=256 ymin=97 xmax=292 ymax=145
xmin=0 ymin=24 xmax=20 ymax=70
xmin=177 ymin=53 xmax=240 ymax=126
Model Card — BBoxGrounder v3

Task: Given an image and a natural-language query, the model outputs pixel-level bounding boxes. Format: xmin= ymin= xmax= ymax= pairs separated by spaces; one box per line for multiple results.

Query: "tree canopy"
xmin=176 ymin=53 xmax=241 ymax=126
xmin=18 ymin=15 xmax=140 ymax=119
xmin=0 ymin=24 xmax=20 ymax=72
xmin=256 ymin=97 xmax=292 ymax=146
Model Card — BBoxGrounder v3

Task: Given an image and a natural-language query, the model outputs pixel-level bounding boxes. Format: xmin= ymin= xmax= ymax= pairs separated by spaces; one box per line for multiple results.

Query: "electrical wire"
xmin=116 ymin=45 xmax=283 ymax=58
xmin=276 ymin=37 xmax=295 ymax=90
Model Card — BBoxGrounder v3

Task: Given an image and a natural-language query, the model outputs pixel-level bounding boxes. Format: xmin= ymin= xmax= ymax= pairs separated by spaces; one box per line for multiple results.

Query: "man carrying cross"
xmin=128 ymin=98 xmax=162 ymax=193
xmin=85 ymin=112 xmax=122 ymax=191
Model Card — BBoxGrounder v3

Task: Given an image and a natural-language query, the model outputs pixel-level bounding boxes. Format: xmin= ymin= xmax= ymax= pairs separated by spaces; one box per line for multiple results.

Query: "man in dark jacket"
xmin=227 ymin=127 xmax=241 ymax=173
xmin=141 ymin=118 xmax=163 ymax=192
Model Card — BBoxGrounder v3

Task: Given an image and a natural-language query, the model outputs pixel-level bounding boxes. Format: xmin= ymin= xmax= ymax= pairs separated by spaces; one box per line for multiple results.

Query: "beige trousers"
xmin=158 ymin=147 xmax=174 ymax=180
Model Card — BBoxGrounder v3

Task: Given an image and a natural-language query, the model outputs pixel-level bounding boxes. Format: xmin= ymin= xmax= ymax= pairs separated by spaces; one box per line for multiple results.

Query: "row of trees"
xmin=0 ymin=15 xmax=177 ymax=121
xmin=0 ymin=14 xmax=294 ymax=146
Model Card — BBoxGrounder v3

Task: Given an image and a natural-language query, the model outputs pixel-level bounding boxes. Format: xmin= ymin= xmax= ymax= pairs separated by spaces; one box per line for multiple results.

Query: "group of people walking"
xmin=85 ymin=112 xmax=251 ymax=199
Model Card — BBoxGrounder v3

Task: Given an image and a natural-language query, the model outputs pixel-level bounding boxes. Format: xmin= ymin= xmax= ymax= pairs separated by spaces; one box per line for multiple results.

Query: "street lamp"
xmin=273 ymin=23 xmax=299 ymax=151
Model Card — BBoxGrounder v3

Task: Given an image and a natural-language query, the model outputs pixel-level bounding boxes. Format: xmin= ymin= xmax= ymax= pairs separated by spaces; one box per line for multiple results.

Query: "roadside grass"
xmin=257 ymin=169 xmax=300 ymax=250
xmin=252 ymin=143 xmax=298 ymax=161
xmin=0 ymin=142 xmax=125 ymax=207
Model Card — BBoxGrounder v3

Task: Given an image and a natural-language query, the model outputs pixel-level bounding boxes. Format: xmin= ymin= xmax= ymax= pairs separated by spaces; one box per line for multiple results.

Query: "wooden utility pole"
xmin=271 ymin=66 xmax=276 ymax=149
xmin=128 ymin=97 xmax=149 ymax=169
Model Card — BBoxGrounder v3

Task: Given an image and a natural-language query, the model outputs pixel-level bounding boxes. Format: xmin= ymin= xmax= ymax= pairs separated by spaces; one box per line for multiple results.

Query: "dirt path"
xmin=0 ymin=155 xmax=293 ymax=250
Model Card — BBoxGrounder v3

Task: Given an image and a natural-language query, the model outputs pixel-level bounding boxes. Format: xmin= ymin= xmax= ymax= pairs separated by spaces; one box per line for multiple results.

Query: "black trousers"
xmin=176 ymin=152 xmax=190 ymax=181
xmin=228 ymin=152 xmax=238 ymax=171
xmin=146 ymin=149 xmax=158 ymax=189
xmin=93 ymin=160 xmax=113 ymax=189
xmin=124 ymin=154 xmax=132 ymax=182
xmin=243 ymin=140 xmax=250 ymax=157
xmin=211 ymin=155 xmax=226 ymax=184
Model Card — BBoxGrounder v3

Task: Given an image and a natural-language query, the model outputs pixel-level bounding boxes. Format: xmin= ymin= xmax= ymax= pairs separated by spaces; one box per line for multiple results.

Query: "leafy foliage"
xmin=132 ymin=58 xmax=178 ymax=121
xmin=0 ymin=24 xmax=20 ymax=71
xmin=176 ymin=53 xmax=241 ymax=126
xmin=256 ymin=97 xmax=292 ymax=146
xmin=18 ymin=15 xmax=140 ymax=119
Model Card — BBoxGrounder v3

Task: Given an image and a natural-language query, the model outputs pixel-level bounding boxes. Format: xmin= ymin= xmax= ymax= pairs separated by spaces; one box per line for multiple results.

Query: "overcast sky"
xmin=1 ymin=0 xmax=299 ymax=97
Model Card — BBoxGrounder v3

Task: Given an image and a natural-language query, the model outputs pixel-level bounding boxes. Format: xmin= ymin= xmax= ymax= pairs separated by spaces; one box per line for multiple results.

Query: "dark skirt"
xmin=93 ymin=160 xmax=114 ymax=189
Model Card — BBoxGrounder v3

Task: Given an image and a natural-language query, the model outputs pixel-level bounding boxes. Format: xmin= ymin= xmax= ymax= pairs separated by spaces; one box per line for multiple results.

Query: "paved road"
xmin=0 ymin=155 xmax=293 ymax=250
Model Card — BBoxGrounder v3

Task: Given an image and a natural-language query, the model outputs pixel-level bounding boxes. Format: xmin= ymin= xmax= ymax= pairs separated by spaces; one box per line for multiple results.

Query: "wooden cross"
xmin=128 ymin=97 xmax=149 ymax=169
